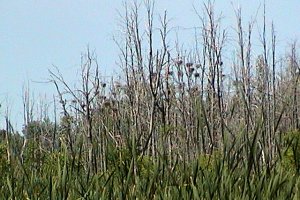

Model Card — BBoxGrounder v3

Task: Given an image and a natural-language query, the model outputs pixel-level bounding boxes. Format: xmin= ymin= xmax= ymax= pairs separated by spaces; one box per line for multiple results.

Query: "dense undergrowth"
xmin=1 ymin=131 xmax=300 ymax=199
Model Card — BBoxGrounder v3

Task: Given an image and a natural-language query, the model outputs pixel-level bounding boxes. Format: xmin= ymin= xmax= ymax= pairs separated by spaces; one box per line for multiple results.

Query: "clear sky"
xmin=1 ymin=0 xmax=299 ymax=129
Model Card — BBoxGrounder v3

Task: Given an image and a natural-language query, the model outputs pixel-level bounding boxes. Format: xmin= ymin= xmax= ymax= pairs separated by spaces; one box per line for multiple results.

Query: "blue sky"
xmin=0 ymin=0 xmax=299 ymax=129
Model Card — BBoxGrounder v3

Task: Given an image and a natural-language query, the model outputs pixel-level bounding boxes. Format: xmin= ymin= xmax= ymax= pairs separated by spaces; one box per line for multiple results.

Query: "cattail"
xmin=194 ymin=72 xmax=200 ymax=78
xmin=101 ymin=82 xmax=107 ymax=88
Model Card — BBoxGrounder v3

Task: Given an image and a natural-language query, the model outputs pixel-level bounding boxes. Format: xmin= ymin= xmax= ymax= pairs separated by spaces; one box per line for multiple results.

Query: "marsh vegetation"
xmin=1 ymin=1 xmax=300 ymax=199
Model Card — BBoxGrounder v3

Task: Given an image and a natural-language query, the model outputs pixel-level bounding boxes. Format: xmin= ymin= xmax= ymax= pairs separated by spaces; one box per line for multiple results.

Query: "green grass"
xmin=0 ymin=131 xmax=300 ymax=199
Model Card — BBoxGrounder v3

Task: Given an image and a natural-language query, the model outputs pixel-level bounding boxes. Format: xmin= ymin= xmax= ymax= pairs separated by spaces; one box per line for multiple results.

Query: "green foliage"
xmin=0 ymin=143 xmax=9 ymax=181
xmin=281 ymin=130 xmax=300 ymax=173
xmin=0 ymin=133 xmax=300 ymax=199
xmin=23 ymin=119 xmax=55 ymax=140
xmin=138 ymin=155 xmax=155 ymax=178
xmin=197 ymin=150 xmax=223 ymax=171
